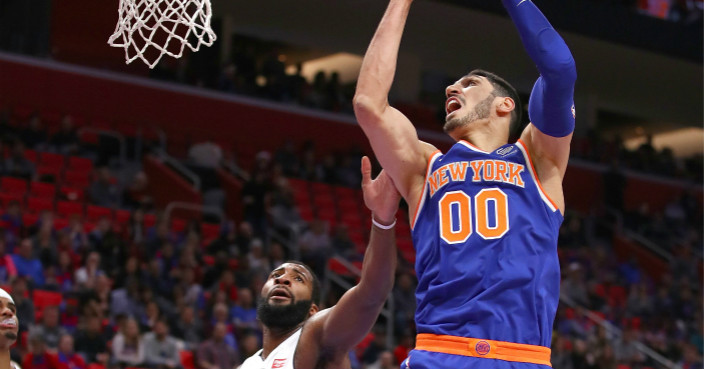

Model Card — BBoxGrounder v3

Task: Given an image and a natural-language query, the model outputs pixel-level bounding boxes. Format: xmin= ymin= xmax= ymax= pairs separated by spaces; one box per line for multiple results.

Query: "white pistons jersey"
xmin=239 ymin=328 xmax=302 ymax=369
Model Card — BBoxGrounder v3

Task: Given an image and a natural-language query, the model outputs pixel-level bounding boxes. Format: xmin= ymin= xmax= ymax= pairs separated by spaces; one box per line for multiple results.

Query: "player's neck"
xmin=0 ymin=349 xmax=11 ymax=369
xmin=261 ymin=324 xmax=302 ymax=359
xmin=453 ymin=126 xmax=508 ymax=153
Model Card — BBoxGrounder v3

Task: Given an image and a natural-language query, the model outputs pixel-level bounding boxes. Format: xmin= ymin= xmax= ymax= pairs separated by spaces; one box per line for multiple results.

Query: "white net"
xmin=108 ymin=0 xmax=217 ymax=69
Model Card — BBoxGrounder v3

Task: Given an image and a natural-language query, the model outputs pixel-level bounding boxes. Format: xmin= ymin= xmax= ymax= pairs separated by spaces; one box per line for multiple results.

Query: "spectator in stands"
xmin=143 ymin=318 xmax=182 ymax=369
xmin=206 ymin=303 xmax=237 ymax=351
xmin=33 ymin=223 xmax=58 ymax=269
xmin=171 ymin=306 xmax=202 ymax=351
xmin=4 ymin=141 xmax=35 ymax=180
xmin=196 ymin=322 xmax=239 ymax=369
xmin=49 ymin=115 xmax=80 ymax=155
xmin=188 ymin=141 xmax=222 ymax=169
xmin=0 ymin=200 xmax=22 ymax=239
xmin=88 ymin=167 xmax=120 ymax=208
xmin=23 ymin=334 xmax=60 ymax=369
xmin=57 ymin=334 xmax=86 ymax=369
xmin=550 ymin=334 xmax=573 ymax=369
xmin=10 ymin=277 xmax=33 ymax=334
xmin=122 ymin=171 xmax=152 ymax=211
xmin=273 ymin=140 xmax=300 ymax=177
xmin=230 ymin=287 xmax=257 ymax=335
xmin=12 ymin=238 xmax=45 ymax=287
xmin=110 ymin=278 xmax=142 ymax=318
xmin=238 ymin=333 xmax=259 ymax=361
xmin=366 ymin=350 xmax=396 ymax=369
xmin=0 ymin=239 xmax=17 ymax=284
xmin=234 ymin=222 xmax=254 ymax=256
xmin=73 ymin=315 xmax=109 ymax=365
xmin=241 ymin=171 xmax=271 ymax=237
xmin=330 ymin=225 xmax=359 ymax=261
xmin=392 ymin=272 xmax=416 ymax=337
xmin=29 ymin=305 xmax=67 ymax=350
xmin=266 ymin=242 xmax=286 ymax=272
xmin=360 ymin=326 xmax=388 ymax=367
xmin=111 ymin=317 xmax=145 ymax=368
xmin=21 ymin=115 xmax=48 ymax=150
xmin=74 ymin=251 xmax=104 ymax=291
xmin=297 ymin=219 xmax=331 ymax=276
xmin=63 ymin=215 xmax=88 ymax=253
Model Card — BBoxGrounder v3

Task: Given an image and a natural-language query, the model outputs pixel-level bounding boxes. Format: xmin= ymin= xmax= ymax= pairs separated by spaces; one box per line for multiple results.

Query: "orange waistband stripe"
xmin=415 ymin=333 xmax=552 ymax=367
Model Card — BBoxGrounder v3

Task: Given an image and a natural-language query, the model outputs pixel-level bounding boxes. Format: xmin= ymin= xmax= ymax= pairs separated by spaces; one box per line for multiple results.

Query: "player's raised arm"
xmin=505 ymin=0 xmax=576 ymax=176
xmin=353 ymin=0 xmax=431 ymax=200
xmin=297 ymin=157 xmax=399 ymax=364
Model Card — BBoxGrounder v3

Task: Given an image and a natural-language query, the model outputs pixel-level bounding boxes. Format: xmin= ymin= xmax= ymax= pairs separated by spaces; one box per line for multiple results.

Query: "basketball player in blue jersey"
xmin=354 ymin=0 xmax=576 ymax=368
xmin=239 ymin=157 xmax=401 ymax=369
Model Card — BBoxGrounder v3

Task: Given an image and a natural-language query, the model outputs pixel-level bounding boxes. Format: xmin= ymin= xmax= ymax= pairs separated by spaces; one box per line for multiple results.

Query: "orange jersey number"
xmin=438 ymin=188 xmax=509 ymax=244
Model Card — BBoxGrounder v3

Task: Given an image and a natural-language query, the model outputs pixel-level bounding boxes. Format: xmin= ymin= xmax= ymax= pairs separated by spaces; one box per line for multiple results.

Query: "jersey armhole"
xmin=411 ymin=150 xmax=442 ymax=230
xmin=515 ymin=139 xmax=560 ymax=213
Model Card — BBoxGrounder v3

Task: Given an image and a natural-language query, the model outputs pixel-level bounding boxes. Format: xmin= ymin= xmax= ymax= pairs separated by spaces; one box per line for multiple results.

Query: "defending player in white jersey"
xmin=0 ymin=288 xmax=20 ymax=369
xmin=239 ymin=156 xmax=401 ymax=369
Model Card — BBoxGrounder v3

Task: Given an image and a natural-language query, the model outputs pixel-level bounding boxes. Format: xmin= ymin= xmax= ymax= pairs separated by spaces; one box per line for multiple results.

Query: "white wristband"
xmin=372 ymin=217 xmax=396 ymax=230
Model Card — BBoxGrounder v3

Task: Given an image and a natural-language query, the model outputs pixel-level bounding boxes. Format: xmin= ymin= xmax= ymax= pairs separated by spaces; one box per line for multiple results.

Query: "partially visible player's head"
xmin=444 ymin=69 xmax=522 ymax=139
xmin=0 ymin=288 xmax=18 ymax=350
xmin=257 ymin=261 xmax=321 ymax=331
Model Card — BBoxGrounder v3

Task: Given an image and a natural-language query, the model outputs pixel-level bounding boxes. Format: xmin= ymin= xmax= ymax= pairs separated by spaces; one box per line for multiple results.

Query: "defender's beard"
xmin=443 ymin=94 xmax=494 ymax=134
xmin=257 ymin=297 xmax=313 ymax=331
xmin=3 ymin=332 xmax=17 ymax=340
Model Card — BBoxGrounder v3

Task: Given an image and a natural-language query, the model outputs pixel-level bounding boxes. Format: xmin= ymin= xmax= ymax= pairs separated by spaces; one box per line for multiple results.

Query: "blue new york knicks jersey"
xmin=407 ymin=139 xmax=563 ymax=368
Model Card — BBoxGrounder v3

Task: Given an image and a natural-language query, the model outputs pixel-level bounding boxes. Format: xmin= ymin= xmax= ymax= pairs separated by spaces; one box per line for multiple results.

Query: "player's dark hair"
xmin=468 ymin=69 xmax=523 ymax=137
xmin=284 ymin=260 xmax=321 ymax=305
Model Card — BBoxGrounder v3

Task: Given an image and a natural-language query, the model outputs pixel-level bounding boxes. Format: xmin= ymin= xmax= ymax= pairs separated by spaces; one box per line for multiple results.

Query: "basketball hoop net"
xmin=108 ymin=0 xmax=217 ymax=69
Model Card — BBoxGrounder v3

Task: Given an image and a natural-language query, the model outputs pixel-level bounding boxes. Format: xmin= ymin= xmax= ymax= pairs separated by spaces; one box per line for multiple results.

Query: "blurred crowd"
xmin=0 ymin=63 xmax=702 ymax=369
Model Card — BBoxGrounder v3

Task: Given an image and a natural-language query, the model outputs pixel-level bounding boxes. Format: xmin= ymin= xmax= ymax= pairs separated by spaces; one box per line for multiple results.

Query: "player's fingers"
xmin=361 ymin=156 xmax=372 ymax=186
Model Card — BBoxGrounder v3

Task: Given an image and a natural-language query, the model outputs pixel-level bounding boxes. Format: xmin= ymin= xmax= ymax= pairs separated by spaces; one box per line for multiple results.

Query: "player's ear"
xmin=309 ymin=303 xmax=320 ymax=317
xmin=496 ymin=96 xmax=515 ymax=118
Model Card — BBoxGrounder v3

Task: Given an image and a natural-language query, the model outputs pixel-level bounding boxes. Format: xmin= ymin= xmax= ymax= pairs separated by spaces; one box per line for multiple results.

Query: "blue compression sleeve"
xmin=502 ymin=0 xmax=577 ymax=137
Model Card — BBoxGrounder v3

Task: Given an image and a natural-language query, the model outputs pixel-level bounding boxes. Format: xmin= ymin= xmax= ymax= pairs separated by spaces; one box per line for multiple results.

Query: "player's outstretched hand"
xmin=361 ymin=156 xmax=401 ymax=225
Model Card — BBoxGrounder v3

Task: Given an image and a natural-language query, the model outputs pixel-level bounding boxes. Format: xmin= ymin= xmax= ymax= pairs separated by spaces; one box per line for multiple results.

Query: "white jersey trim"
xmin=515 ymin=140 xmax=558 ymax=212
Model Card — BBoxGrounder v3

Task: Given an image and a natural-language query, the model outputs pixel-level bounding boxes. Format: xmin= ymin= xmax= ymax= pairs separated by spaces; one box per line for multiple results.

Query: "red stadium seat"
xmin=36 ymin=165 xmax=62 ymax=182
xmin=143 ymin=213 xmax=157 ymax=228
xmin=56 ymin=201 xmax=84 ymax=218
xmin=0 ymin=192 xmax=24 ymax=208
xmin=32 ymin=290 xmax=63 ymax=313
xmin=180 ymin=351 xmax=195 ymax=369
xmin=39 ymin=152 xmax=66 ymax=168
xmin=53 ymin=217 xmax=69 ymax=230
xmin=201 ymin=223 xmax=220 ymax=242
xmin=114 ymin=209 xmax=131 ymax=225
xmin=63 ymin=170 xmax=92 ymax=188
xmin=0 ymin=177 xmax=28 ymax=194
xmin=67 ymin=156 xmax=93 ymax=172
xmin=171 ymin=218 xmax=187 ymax=233
xmin=21 ymin=213 xmax=39 ymax=228
xmin=26 ymin=196 xmax=54 ymax=213
xmin=30 ymin=181 xmax=56 ymax=199
xmin=86 ymin=205 xmax=113 ymax=221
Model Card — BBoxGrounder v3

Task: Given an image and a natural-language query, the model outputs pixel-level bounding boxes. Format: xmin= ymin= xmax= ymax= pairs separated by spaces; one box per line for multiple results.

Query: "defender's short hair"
xmin=283 ymin=260 xmax=321 ymax=305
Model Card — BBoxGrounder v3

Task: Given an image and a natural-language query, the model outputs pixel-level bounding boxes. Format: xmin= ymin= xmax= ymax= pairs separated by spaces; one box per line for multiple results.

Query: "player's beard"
xmin=443 ymin=94 xmax=494 ymax=134
xmin=3 ymin=332 xmax=17 ymax=340
xmin=257 ymin=297 xmax=313 ymax=331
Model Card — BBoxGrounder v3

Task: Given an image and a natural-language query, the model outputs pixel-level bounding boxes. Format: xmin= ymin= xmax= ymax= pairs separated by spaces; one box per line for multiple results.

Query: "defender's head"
xmin=0 ymin=288 xmax=18 ymax=349
xmin=257 ymin=261 xmax=321 ymax=330
xmin=444 ymin=69 xmax=522 ymax=140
